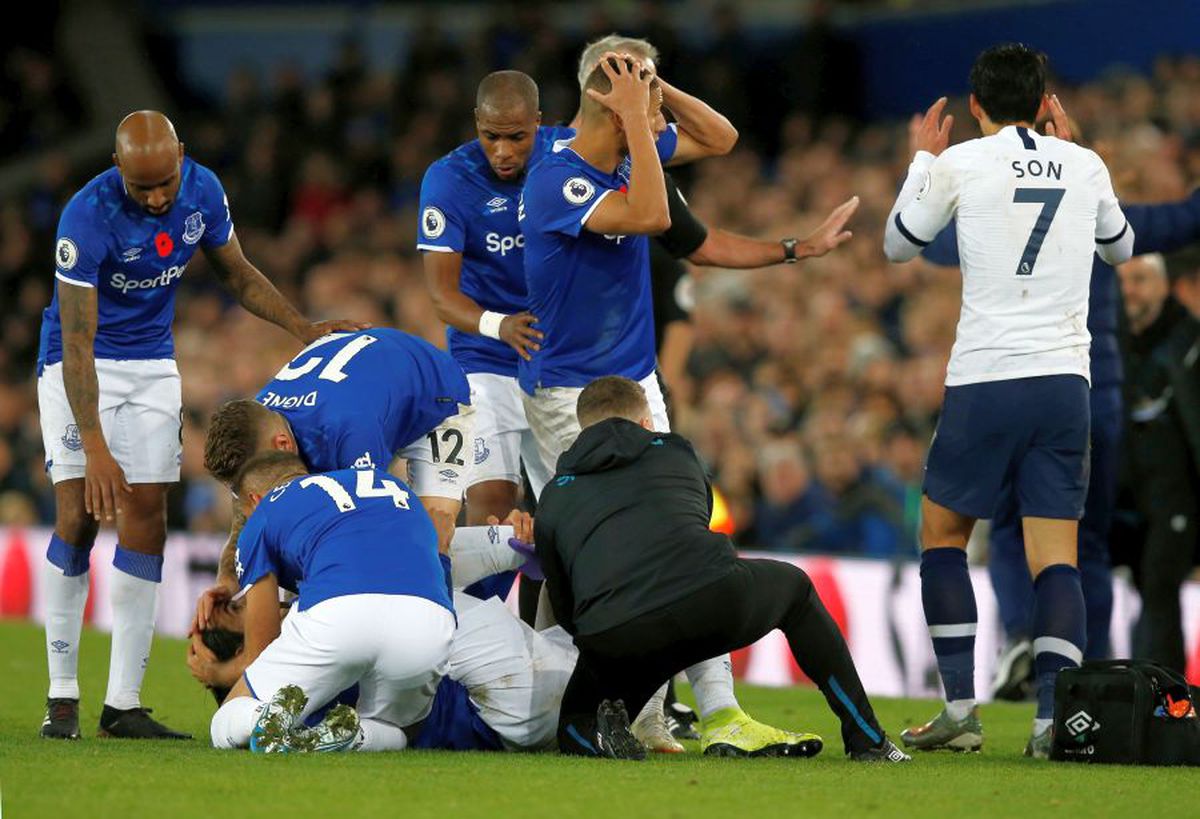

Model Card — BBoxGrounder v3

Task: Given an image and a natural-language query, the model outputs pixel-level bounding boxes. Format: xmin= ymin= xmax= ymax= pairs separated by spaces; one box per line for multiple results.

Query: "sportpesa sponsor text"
xmin=109 ymin=264 xmax=187 ymax=294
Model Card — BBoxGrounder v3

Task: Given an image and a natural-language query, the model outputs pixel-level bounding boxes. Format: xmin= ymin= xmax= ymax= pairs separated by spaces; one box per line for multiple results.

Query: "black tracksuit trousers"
xmin=557 ymin=558 xmax=886 ymax=756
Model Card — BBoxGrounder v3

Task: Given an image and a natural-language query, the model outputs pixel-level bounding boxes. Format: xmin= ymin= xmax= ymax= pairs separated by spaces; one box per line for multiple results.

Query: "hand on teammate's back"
xmin=912 ymin=97 xmax=954 ymax=157
xmin=803 ymin=196 xmax=861 ymax=258
xmin=586 ymin=52 xmax=652 ymax=120
xmin=84 ymin=446 xmax=132 ymax=522
xmin=298 ymin=318 xmax=372 ymax=345
xmin=500 ymin=312 xmax=543 ymax=361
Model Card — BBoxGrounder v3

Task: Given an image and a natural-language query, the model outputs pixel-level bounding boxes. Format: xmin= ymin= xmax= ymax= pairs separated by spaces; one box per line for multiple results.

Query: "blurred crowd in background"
xmin=1 ymin=3 xmax=1199 ymax=560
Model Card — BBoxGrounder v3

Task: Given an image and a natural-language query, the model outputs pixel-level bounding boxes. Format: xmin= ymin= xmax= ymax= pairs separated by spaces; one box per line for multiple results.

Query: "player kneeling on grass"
xmin=196 ymin=588 xmax=579 ymax=753
xmin=208 ymin=452 xmax=455 ymax=753
xmin=535 ymin=376 xmax=909 ymax=762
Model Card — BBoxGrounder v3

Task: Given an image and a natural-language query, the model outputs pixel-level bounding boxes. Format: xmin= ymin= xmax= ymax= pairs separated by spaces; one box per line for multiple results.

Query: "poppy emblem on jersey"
xmin=182 ymin=211 xmax=206 ymax=245
xmin=423 ymin=206 xmax=446 ymax=239
xmin=562 ymin=177 xmax=595 ymax=205
xmin=55 ymin=238 xmax=78 ymax=270
xmin=155 ymin=232 xmax=174 ymax=257
xmin=61 ymin=424 xmax=83 ymax=452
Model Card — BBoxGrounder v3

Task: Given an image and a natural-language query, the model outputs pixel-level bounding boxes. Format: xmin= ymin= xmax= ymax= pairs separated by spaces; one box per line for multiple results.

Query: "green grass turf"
xmin=0 ymin=620 xmax=1193 ymax=819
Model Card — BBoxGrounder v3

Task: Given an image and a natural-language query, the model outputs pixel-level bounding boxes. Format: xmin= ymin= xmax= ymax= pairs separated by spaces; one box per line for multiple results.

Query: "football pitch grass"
xmin=1 ymin=621 xmax=1192 ymax=818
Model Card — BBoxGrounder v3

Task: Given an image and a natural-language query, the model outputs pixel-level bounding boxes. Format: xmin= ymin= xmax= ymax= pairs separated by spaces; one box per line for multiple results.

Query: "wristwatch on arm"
xmin=781 ymin=238 xmax=799 ymax=264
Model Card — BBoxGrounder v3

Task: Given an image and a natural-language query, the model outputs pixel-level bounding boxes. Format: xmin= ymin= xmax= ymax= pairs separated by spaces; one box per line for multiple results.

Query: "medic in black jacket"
xmin=534 ymin=375 xmax=909 ymax=762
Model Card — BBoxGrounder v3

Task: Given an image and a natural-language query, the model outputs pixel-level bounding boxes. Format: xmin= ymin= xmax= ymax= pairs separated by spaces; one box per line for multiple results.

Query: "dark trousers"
xmin=557 ymin=558 xmax=885 ymax=756
xmin=1125 ymin=418 xmax=1198 ymax=673
xmin=988 ymin=385 xmax=1122 ymax=658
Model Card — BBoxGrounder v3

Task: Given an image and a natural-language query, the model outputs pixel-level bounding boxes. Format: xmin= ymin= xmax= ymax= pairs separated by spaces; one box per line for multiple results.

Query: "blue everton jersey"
xmin=517 ymin=132 xmax=676 ymax=393
xmin=418 ymin=125 xmax=677 ymax=379
xmin=235 ymin=467 xmax=452 ymax=612
xmin=254 ymin=329 xmax=470 ymax=472
xmin=38 ymin=157 xmax=234 ymax=371
xmin=417 ymin=126 xmax=573 ymax=377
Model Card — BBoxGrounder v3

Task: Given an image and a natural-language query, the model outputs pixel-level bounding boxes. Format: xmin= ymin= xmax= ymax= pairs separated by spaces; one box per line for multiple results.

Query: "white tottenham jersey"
xmin=884 ymin=125 xmax=1134 ymax=386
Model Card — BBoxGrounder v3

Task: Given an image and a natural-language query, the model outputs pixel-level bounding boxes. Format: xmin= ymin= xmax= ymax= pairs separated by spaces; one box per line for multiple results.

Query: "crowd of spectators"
xmin=1 ymin=6 xmax=1198 ymax=561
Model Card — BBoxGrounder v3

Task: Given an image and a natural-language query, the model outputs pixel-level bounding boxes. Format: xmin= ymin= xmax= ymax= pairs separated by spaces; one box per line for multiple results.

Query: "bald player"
xmin=36 ymin=111 xmax=362 ymax=740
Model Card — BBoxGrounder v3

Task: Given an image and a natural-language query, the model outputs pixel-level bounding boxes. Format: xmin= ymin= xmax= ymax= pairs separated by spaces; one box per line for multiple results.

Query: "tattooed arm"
xmin=203 ymin=230 xmax=367 ymax=344
xmin=58 ymin=280 xmax=130 ymax=521
xmin=192 ymin=499 xmax=246 ymax=633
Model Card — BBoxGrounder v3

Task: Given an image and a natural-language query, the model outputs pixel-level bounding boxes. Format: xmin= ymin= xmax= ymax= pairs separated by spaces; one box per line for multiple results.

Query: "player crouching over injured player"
xmin=536 ymin=376 xmax=909 ymax=762
xmin=207 ymin=452 xmax=456 ymax=753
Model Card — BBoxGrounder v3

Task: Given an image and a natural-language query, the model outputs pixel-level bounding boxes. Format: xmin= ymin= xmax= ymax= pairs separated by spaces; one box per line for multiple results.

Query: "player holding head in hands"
xmin=37 ymin=111 xmax=363 ymax=741
xmin=519 ymin=53 xmax=671 ymax=471
xmin=883 ymin=44 xmax=1134 ymax=757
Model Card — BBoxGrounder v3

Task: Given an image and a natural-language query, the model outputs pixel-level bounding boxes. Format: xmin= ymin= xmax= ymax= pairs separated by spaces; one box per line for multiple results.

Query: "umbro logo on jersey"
xmin=121 ymin=247 xmax=143 ymax=262
xmin=485 ymin=196 xmax=509 ymax=213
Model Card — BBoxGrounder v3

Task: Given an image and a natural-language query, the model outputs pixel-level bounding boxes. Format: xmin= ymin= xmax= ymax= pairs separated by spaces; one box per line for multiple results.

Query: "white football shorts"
xmin=38 ymin=358 xmax=182 ymax=485
xmin=244 ymin=593 xmax=455 ymax=729
xmin=450 ymin=592 xmax=577 ymax=751
xmin=396 ymin=400 xmax=476 ymax=501
xmin=521 ymin=370 xmax=669 ymax=497
xmin=465 ymin=371 xmax=553 ymax=496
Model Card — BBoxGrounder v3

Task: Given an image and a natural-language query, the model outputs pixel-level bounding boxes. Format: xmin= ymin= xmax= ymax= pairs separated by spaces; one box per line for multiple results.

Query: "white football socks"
xmin=946 ymin=698 xmax=976 ymax=721
xmin=449 ymin=525 xmax=519 ymax=589
xmin=635 ymin=683 xmax=669 ymax=726
xmin=356 ymin=719 xmax=408 ymax=751
xmin=685 ymin=656 xmax=739 ymax=720
xmin=211 ymin=696 xmax=262 ymax=749
xmin=104 ymin=556 xmax=160 ymax=710
xmin=43 ymin=562 xmax=89 ymax=700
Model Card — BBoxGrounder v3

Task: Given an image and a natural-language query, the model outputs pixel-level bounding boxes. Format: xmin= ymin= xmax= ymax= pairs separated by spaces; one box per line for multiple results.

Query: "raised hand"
xmin=802 ymin=196 xmax=861 ymax=258
xmin=1043 ymin=94 xmax=1074 ymax=142
xmin=913 ymin=97 xmax=954 ymax=157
